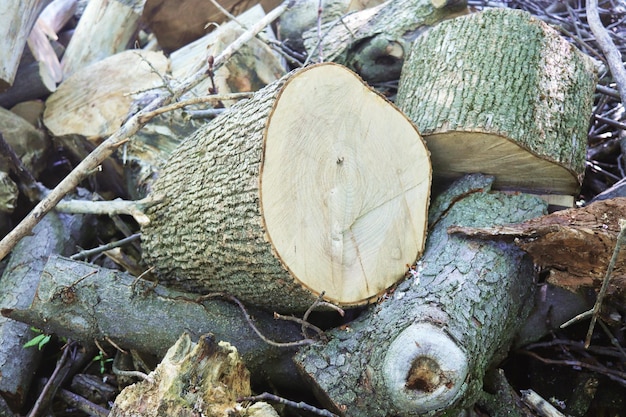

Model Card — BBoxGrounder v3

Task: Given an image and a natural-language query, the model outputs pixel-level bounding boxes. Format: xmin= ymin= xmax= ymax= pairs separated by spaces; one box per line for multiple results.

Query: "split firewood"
xmin=0 ymin=212 xmax=87 ymax=411
xmin=294 ymin=174 xmax=548 ymax=416
xmin=110 ymin=333 xmax=279 ymax=417
xmin=141 ymin=63 xmax=432 ymax=312
xmin=301 ymin=0 xmax=468 ymax=82
xmin=43 ymin=49 xmax=168 ymax=196
xmin=448 ymin=197 xmax=626 ymax=305
xmin=61 ymin=0 xmax=145 ymax=79
xmin=397 ymin=8 xmax=597 ymax=202
xmin=126 ymin=4 xmax=286 ymax=198
xmin=0 ymin=42 xmax=62 ymax=108
xmin=0 ymin=0 xmax=50 ymax=92
xmin=44 ymin=50 xmax=169 ymax=140
xmin=2 ymin=255 xmax=307 ymax=390
xmin=141 ymin=0 xmax=283 ymax=52
xmin=0 ymin=0 xmax=74 ymax=107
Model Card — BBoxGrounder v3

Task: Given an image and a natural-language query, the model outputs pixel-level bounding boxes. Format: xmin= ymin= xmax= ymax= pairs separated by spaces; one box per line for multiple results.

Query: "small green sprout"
xmin=23 ymin=328 xmax=51 ymax=350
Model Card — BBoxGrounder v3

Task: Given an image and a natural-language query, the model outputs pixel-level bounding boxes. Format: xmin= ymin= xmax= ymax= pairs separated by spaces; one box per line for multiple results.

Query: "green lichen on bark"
xmin=397 ymin=8 xmax=596 ymax=183
xmin=141 ymin=71 xmax=320 ymax=312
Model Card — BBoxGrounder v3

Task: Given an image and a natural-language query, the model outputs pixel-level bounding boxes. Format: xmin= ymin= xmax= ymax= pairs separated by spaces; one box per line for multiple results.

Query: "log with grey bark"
xmin=140 ymin=63 xmax=431 ymax=313
xmin=1 ymin=255 xmax=306 ymax=389
xmin=0 ymin=212 xmax=86 ymax=410
xmin=397 ymin=8 xmax=597 ymax=198
xmin=294 ymin=174 xmax=548 ymax=416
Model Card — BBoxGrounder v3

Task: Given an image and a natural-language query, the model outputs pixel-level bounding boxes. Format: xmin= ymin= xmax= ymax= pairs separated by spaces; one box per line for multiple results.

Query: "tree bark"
xmin=0 ymin=213 xmax=86 ymax=410
xmin=60 ymin=0 xmax=144 ymax=79
xmin=0 ymin=0 xmax=51 ymax=92
xmin=1 ymin=255 xmax=305 ymax=390
xmin=397 ymin=8 xmax=597 ymax=196
xmin=294 ymin=174 xmax=548 ymax=416
xmin=141 ymin=63 xmax=431 ymax=312
xmin=302 ymin=0 xmax=468 ymax=82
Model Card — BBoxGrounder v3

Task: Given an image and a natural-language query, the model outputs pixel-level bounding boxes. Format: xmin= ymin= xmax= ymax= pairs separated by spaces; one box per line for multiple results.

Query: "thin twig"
xmin=27 ymin=342 xmax=73 ymax=417
xmin=70 ymin=233 xmax=141 ymax=260
xmin=195 ymin=293 xmax=316 ymax=348
xmin=0 ymin=132 xmax=45 ymax=202
xmin=137 ymin=92 xmax=253 ymax=123
xmin=0 ymin=1 xmax=291 ymax=262
xmin=585 ymin=219 xmax=626 ymax=347
xmin=55 ymin=194 xmax=162 ymax=226
xmin=239 ymin=392 xmax=339 ymax=417
xmin=519 ymin=349 xmax=626 ymax=387
xmin=587 ymin=0 xmax=626 ymax=101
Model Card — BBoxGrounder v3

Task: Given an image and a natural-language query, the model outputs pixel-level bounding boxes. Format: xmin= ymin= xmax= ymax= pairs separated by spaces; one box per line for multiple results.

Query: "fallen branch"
xmin=587 ymin=0 xmax=626 ymax=102
xmin=0 ymin=0 xmax=292 ymax=262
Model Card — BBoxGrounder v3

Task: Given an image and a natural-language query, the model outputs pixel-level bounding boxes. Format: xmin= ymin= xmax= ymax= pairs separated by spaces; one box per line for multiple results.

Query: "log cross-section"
xmin=141 ymin=63 xmax=431 ymax=312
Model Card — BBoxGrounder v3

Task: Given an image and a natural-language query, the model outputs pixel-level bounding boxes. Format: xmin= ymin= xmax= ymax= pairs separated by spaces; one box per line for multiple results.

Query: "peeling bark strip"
xmin=397 ymin=8 xmax=597 ymax=195
xmin=141 ymin=63 xmax=431 ymax=312
xmin=295 ymin=174 xmax=548 ymax=416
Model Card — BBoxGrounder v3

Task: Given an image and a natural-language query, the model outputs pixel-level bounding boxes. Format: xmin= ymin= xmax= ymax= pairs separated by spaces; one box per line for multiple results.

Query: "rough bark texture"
xmin=110 ymin=333 xmax=278 ymax=417
xmin=0 ymin=0 xmax=51 ymax=92
xmin=2 ymin=255 xmax=304 ymax=390
xmin=396 ymin=8 xmax=597 ymax=195
xmin=302 ymin=0 xmax=468 ymax=82
xmin=141 ymin=63 xmax=431 ymax=312
xmin=294 ymin=174 xmax=547 ymax=416
xmin=0 ymin=213 xmax=86 ymax=410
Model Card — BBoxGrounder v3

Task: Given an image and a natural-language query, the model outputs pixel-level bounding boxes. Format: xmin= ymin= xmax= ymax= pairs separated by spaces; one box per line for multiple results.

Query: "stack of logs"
xmin=1 ymin=0 xmax=621 ymax=416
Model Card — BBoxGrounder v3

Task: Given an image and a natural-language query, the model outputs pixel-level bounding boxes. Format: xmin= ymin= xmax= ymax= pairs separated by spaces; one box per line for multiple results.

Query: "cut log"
xmin=110 ymin=333 xmax=278 ymax=417
xmin=397 ymin=8 xmax=597 ymax=196
xmin=2 ymin=255 xmax=305 ymax=390
xmin=141 ymin=63 xmax=431 ymax=312
xmin=0 ymin=0 xmax=51 ymax=92
xmin=294 ymin=174 xmax=548 ymax=416
xmin=61 ymin=0 xmax=145 ymax=79
xmin=301 ymin=0 xmax=468 ymax=82
xmin=45 ymin=49 xmax=169 ymax=139
xmin=278 ymin=0 xmax=352 ymax=51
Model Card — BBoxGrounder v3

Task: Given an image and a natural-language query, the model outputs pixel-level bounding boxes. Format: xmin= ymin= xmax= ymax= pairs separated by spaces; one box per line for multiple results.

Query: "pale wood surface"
xmin=44 ymin=50 xmax=169 ymax=139
xmin=397 ymin=8 xmax=597 ymax=195
xmin=142 ymin=63 xmax=431 ymax=312
xmin=61 ymin=0 xmax=144 ymax=79
xmin=0 ymin=0 xmax=51 ymax=92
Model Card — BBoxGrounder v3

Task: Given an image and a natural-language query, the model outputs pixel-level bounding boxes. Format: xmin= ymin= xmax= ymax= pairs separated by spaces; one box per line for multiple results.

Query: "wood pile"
xmin=0 ymin=0 xmax=623 ymax=416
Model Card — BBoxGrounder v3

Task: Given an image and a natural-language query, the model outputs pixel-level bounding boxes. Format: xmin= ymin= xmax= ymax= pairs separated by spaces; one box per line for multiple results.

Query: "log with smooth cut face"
xmin=142 ymin=63 xmax=431 ymax=312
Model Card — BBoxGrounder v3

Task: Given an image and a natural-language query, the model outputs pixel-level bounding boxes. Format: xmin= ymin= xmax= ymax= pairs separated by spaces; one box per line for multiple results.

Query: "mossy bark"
xmin=397 ymin=8 xmax=597 ymax=195
xmin=294 ymin=175 xmax=548 ymax=416
xmin=141 ymin=63 xmax=431 ymax=313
